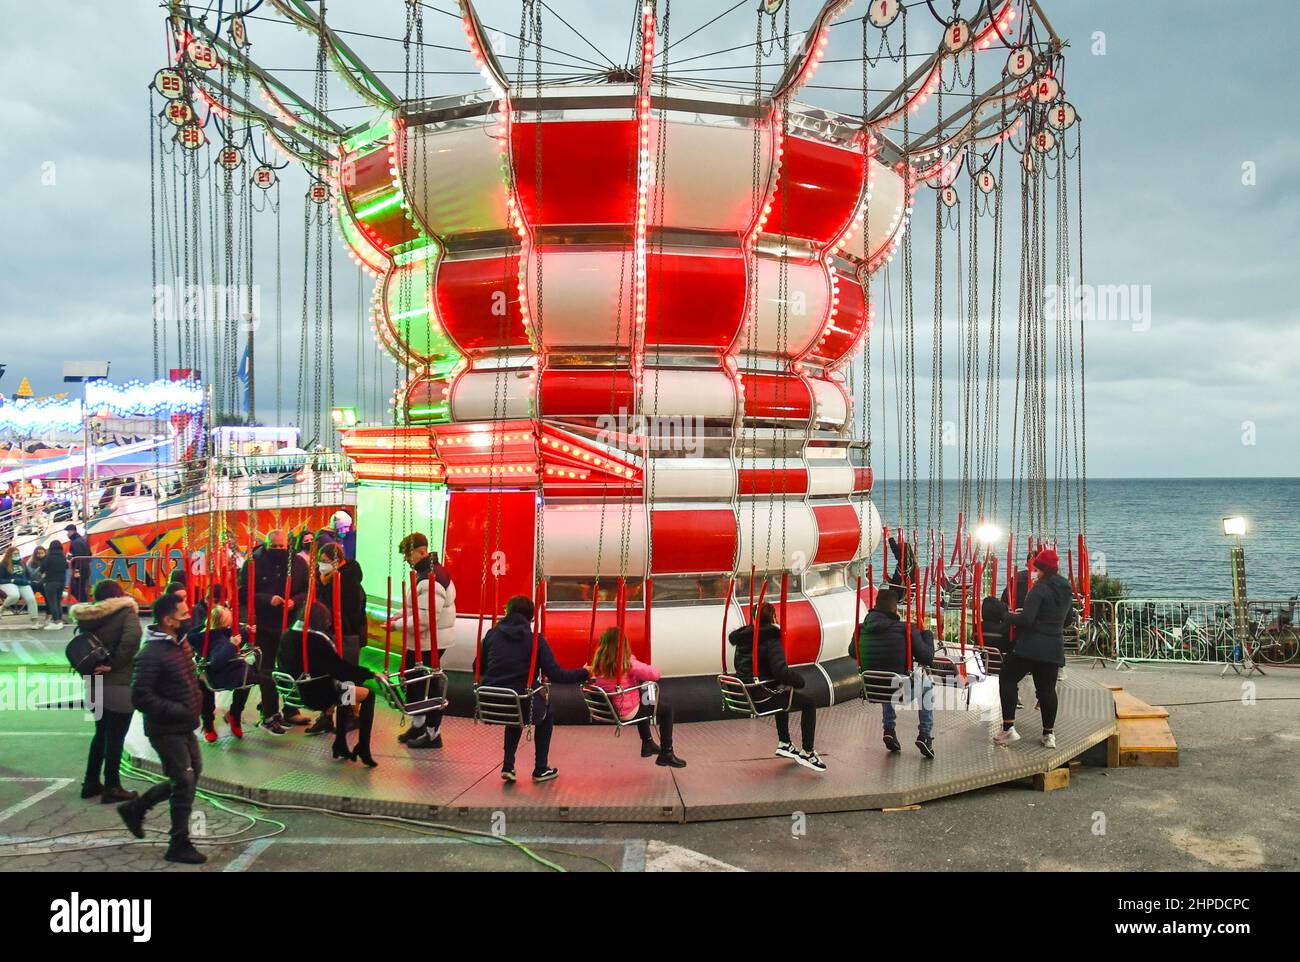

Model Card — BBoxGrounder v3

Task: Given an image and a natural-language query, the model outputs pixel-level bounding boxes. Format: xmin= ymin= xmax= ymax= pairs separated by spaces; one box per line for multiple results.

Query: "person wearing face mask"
xmin=302 ymin=542 xmax=368 ymax=736
xmin=386 ymin=532 xmax=456 ymax=749
xmin=331 ymin=510 xmax=357 ymax=562
xmin=994 ymin=548 xmax=1076 ymax=750
xmin=237 ymin=529 xmax=310 ymax=734
xmin=295 ymin=529 xmax=316 ymax=567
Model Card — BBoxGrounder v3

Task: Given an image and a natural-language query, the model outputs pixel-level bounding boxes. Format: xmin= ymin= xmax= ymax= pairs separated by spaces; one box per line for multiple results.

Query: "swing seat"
xmin=858 ymin=669 xmax=906 ymax=705
xmin=717 ymin=675 xmax=793 ymax=718
xmin=925 ymin=656 xmax=972 ymax=708
xmin=195 ymin=646 xmax=261 ymax=693
xmin=473 ymin=684 xmax=547 ymax=727
xmin=377 ymin=664 xmax=449 ymax=718
xmin=973 ymin=645 xmax=1004 ymax=676
xmin=271 ymin=670 xmax=339 ymax=713
xmin=580 ymin=681 xmax=658 ymax=731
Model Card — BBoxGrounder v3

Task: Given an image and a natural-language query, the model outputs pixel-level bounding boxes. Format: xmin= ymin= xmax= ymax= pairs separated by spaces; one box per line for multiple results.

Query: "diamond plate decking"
xmin=128 ymin=673 xmax=1116 ymax=823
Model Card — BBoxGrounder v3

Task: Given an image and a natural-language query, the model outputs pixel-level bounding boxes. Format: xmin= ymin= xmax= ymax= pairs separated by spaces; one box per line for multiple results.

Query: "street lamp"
xmin=1221 ymin=515 xmax=1262 ymax=677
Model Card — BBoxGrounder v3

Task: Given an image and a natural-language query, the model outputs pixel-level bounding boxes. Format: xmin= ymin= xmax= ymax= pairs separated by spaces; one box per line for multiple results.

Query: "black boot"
xmin=164 ymin=836 xmax=207 ymax=864
xmin=81 ymin=781 xmax=103 ymax=800
xmin=656 ymin=751 xmax=687 ymax=768
xmin=351 ymin=696 xmax=378 ymax=768
xmin=640 ymin=737 xmax=660 ymax=758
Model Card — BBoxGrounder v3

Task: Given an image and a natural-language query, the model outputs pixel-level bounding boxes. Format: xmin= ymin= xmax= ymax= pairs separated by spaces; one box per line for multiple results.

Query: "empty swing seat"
xmin=581 ymin=681 xmax=658 ymax=731
xmin=717 ymin=675 xmax=793 ymax=718
xmin=926 ymin=655 xmax=972 ymax=708
xmin=377 ymin=664 xmax=449 ymax=718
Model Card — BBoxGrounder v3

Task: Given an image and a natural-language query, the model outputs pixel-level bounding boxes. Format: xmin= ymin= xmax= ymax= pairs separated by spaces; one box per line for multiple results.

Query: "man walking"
xmin=116 ymin=592 xmax=207 ymax=864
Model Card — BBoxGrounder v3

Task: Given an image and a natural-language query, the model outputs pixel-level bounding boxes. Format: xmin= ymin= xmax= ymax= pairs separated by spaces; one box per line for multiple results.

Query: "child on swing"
xmin=586 ymin=627 xmax=686 ymax=768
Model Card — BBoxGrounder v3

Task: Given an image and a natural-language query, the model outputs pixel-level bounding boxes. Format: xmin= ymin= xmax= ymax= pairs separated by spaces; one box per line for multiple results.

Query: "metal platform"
xmin=127 ymin=674 xmax=1117 ymax=823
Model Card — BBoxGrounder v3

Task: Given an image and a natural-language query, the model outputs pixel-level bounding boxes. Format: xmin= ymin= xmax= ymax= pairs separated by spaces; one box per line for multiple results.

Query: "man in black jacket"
xmin=728 ymin=601 xmax=824 ymax=771
xmin=479 ymin=595 xmax=588 ymax=783
xmin=117 ymin=592 xmax=207 ymax=864
xmin=65 ymin=525 xmax=92 ymax=603
xmin=995 ymin=548 xmax=1076 ymax=750
xmin=852 ymin=588 xmax=936 ymax=758
xmin=238 ymin=529 xmax=310 ymax=733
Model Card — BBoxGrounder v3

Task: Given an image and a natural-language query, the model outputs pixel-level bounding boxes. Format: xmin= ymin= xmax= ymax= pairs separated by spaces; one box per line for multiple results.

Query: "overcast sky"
xmin=0 ymin=1 xmax=1296 ymax=479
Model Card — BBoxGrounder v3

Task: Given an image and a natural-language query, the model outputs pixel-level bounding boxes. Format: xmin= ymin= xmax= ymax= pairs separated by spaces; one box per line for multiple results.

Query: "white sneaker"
xmin=993 ymin=726 xmax=1021 ymax=746
xmin=774 ymin=741 xmax=800 ymax=760
xmin=43 ymin=622 xmax=64 ymax=631
xmin=1040 ymin=732 xmax=1057 ymax=749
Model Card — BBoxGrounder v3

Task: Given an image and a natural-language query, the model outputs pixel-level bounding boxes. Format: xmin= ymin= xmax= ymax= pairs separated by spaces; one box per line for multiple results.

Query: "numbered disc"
xmin=1033 ymin=74 xmax=1060 ymax=104
xmin=217 ymin=146 xmax=242 ymax=170
xmin=229 ymin=15 xmax=248 ymax=48
xmin=1007 ymin=46 xmax=1034 ymax=78
xmin=975 ymin=169 xmax=997 ymax=194
xmin=186 ymin=39 xmax=219 ymax=71
xmin=252 ymin=165 xmax=277 ymax=189
xmin=176 ymin=123 xmax=206 ymax=150
xmin=943 ymin=19 xmax=972 ymax=53
xmin=1047 ymin=101 xmax=1077 ymax=130
xmin=163 ymin=99 xmax=193 ymax=127
xmin=867 ymin=0 xmax=901 ymax=28
xmin=308 ymin=181 xmax=330 ymax=203
xmin=1022 ymin=151 xmax=1035 ymax=173
xmin=154 ymin=68 xmax=186 ymax=100
xmin=1033 ymin=129 xmax=1056 ymax=153
xmin=940 ymin=185 xmax=959 ymax=208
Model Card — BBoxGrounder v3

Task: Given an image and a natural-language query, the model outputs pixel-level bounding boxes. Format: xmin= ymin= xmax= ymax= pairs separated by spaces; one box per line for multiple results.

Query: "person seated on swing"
xmin=979 ymin=594 xmax=1013 ymax=653
xmin=728 ymin=601 xmax=824 ymax=772
xmin=477 ymin=594 xmax=589 ymax=784
xmin=303 ymin=541 xmax=367 ymax=737
xmin=195 ymin=605 xmax=266 ymax=743
xmin=886 ymin=536 xmax=918 ymax=593
xmin=279 ymin=602 xmax=379 ymax=767
xmin=851 ymin=588 xmax=936 ymax=758
xmin=586 ymin=627 xmax=686 ymax=768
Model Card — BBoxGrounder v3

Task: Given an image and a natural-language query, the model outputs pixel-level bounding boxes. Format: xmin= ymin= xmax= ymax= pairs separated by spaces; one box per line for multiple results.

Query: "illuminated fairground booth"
xmin=153 ymin=0 xmax=1088 ymax=722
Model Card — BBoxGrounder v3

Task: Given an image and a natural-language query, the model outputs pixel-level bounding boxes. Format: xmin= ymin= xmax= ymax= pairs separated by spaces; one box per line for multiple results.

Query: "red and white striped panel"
xmin=766 ymin=132 xmax=867 ymax=246
xmin=732 ymin=256 xmax=830 ymax=358
xmin=842 ymin=159 xmax=907 ymax=267
xmin=658 ymin=115 xmax=777 ymax=233
xmin=512 ymin=119 xmax=638 ymax=228
xmin=403 ymin=120 xmax=512 ymax=238
xmin=650 ymin=507 xmax=738 ymax=574
xmin=542 ymin=502 xmax=647 ymax=577
xmin=740 ymin=371 xmax=812 ymax=422
xmin=448 ymin=368 xmax=533 ymax=422
xmin=434 ymin=251 xmax=529 ymax=355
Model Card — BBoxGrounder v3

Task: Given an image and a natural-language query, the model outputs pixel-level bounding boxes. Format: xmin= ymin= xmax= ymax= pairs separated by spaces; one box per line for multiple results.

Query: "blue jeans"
xmin=882 ymin=673 xmax=933 ymax=737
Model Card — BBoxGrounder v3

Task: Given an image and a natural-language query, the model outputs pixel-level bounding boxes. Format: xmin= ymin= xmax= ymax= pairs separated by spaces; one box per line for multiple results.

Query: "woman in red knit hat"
xmin=993 ymin=548 xmax=1077 ymax=749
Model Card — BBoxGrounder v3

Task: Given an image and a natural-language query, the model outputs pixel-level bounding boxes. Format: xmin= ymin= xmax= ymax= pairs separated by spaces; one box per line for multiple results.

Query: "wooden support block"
xmin=1117 ymin=717 xmax=1178 ymax=752
xmin=1119 ymin=748 xmax=1179 ymax=768
xmin=1107 ymin=732 xmax=1121 ymax=768
xmin=1030 ymin=767 xmax=1070 ymax=792
xmin=1112 ymin=690 xmax=1170 ymax=720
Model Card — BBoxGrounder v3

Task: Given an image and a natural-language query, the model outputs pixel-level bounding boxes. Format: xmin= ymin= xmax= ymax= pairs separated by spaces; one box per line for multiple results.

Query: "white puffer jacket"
xmin=396 ymin=571 xmax=457 ymax=653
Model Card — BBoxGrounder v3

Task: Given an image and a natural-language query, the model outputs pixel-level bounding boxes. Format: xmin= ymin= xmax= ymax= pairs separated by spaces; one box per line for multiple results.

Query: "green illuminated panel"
xmin=354 ymin=479 xmax=449 ymax=608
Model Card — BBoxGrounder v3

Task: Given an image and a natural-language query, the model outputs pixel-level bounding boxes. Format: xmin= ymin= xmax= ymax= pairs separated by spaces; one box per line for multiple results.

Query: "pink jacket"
xmin=591 ymin=657 xmax=661 ymax=720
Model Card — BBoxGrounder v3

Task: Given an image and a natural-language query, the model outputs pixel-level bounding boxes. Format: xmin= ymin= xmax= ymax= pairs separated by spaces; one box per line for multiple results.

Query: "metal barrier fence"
xmin=1102 ymin=598 xmax=1299 ymax=666
xmin=934 ymin=596 xmax=1299 ymax=667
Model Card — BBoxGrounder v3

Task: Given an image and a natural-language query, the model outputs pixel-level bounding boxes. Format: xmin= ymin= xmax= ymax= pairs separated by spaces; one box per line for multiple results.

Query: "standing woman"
xmin=40 ymin=540 xmax=69 ymax=630
xmin=72 ymin=580 xmax=142 ymax=802
xmin=304 ymin=541 xmax=367 ymax=736
xmin=387 ymin=532 xmax=455 ymax=749
xmin=995 ymin=548 xmax=1076 ymax=749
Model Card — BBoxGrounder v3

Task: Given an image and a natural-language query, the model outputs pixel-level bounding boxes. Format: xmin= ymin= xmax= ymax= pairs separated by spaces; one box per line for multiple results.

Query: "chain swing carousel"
xmin=139 ymin=0 xmax=1112 ymax=818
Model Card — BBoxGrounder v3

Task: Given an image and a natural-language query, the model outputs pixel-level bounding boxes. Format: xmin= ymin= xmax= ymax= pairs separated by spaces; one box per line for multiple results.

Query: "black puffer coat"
xmin=850 ymin=609 xmax=934 ymax=675
xmin=131 ymin=626 xmax=203 ymax=736
xmin=728 ymin=622 xmax=805 ymax=688
xmin=1006 ymin=572 xmax=1076 ymax=666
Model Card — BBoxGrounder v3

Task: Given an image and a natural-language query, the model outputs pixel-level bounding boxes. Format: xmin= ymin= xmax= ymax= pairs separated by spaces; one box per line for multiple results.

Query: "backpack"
xmin=65 ymin=630 xmax=110 ymax=676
